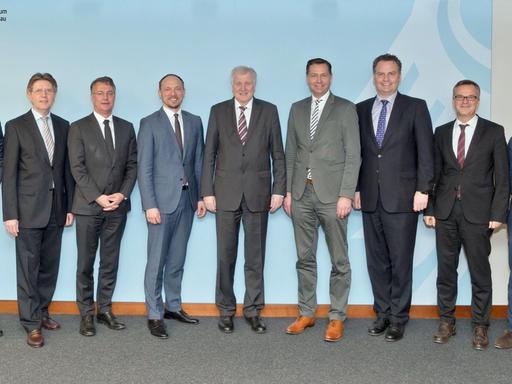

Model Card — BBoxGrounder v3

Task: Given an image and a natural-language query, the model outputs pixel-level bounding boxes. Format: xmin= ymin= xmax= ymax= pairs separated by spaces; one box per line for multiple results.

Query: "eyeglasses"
xmin=453 ymin=95 xmax=478 ymax=102
xmin=93 ymin=91 xmax=115 ymax=97
xmin=31 ymin=88 xmax=55 ymax=95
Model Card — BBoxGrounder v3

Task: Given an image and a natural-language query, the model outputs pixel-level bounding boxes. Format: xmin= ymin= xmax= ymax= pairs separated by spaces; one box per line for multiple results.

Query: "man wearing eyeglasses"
xmin=2 ymin=73 xmax=75 ymax=347
xmin=424 ymin=79 xmax=509 ymax=350
xmin=68 ymin=76 xmax=137 ymax=337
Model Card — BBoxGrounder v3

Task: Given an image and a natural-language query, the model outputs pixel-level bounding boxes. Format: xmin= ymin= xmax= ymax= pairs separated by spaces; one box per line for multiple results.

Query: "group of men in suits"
xmin=1 ymin=74 xmax=137 ymax=347
xmin=282 ymin=54 xmax=510 ymax=350
xmin=1 ymin=55 xmax=512 ymax=350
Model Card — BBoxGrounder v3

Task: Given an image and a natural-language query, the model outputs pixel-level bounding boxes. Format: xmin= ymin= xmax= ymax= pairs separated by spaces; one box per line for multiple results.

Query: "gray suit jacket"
xmin=68 ymin=113 xmax=137 ymax=215
xmin=137 ymin=108 xmax=204 ymax=213
xmin=201 ymin=97 xmax=286 ymax=212
xmin=286 ymin=93 xmax=361 ymax=203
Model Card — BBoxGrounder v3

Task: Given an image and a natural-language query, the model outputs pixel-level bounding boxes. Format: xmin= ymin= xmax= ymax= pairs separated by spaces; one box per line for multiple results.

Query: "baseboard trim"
xmin=0 ymin=301 xmax=508 ymax=319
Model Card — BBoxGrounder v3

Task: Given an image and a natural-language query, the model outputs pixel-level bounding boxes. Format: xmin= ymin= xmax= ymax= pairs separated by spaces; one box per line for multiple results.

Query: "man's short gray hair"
xmin=231 ymin=66 xmax=257 ymax=84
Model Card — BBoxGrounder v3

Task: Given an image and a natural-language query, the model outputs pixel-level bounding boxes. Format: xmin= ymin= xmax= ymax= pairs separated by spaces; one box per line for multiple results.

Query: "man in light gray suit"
xmin=284 ymin=58 xmax=361 ymax=342
xmin=138 ymin=74 xmax=206 ymax=339
xmin=201 ymin=66 xmax=286 ymax=334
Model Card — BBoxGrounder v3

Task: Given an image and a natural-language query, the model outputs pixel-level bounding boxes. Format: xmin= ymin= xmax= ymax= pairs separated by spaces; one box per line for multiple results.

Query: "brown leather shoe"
xmin=433 ymin=321 xmax=456 ymax=344
xmin=27 ymin=329 xmax=44 ymax=348
xmin=472 ymin=326 xmax=489 ymax=351
xmin=324 ymin=320 xmax=343 ymax=342
xmin=286 ymin=316 xmax=315 ymax=335
xmin=42 ymin=316 xmax=61 ymax=330
xmin=495 ymin=330 xmax=512 ymax=349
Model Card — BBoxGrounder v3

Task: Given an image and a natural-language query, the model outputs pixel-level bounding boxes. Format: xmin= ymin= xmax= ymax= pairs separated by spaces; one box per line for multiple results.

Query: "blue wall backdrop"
xmin=0 ymin=0 xmax=493 ymax=306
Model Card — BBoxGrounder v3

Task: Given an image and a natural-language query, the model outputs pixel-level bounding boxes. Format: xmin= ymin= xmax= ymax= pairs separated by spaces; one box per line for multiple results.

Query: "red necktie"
xmin=457 ymin=124 xmax=468 ymax=168
xmin=238 ymin=106 xmax=247 ymax=145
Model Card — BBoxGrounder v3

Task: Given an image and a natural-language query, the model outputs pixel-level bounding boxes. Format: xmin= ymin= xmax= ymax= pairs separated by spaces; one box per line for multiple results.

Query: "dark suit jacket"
xmin=2 ymin=111 xmax=74 ymax=228
xmin=68 ymin=113 xmax=137 ymax=215
xmin=0 ymin=122 xmax=4 ymax=182
xmin=426 ymin=117 xmax=509 ymax=224
xmin=138 ymin=108 xmax=204 ymax=214
xmin=356 ymin=93 xmax=434 ymax=213
xmin=201 ymin=97 xmax=286 ymax=212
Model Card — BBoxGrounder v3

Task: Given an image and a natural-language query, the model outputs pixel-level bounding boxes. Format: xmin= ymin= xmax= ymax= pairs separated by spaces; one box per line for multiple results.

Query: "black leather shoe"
xmin=164 ymin=309 xmax=199 ymax=324
xmin=218 ymin=316 xmax=234 ymax=333
xmin=245 ymin=316 xmax=266 ymax=334
xmin=148 ymin=320 xmax=169 ymax=339
xmin=368 ymin=318 xmax=390 ymax=336
xmin=385 ymin=323 xmax=404 ymax=342
xmin=79 ymin=315 xmax=96 ymax=337
xmin=97 ymin=312 xmax=126 ymax=330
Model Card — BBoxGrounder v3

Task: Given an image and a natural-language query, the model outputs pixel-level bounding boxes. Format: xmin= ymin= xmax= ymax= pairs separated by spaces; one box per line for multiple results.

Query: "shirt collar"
xmin=456 ymin=114 xmax=478 ymax=128
xmin=235 ymin=98 xmax=253 ymax=111
xmin=312 ymin=90 xmax=330 ymax=103
xmin=31 ymin=108 xmax=50 ymax=121
xmin=163 ymin=105 xmax=182 ymax=118
xmin=376 ymin=91 xmax=398 ymax=104
xmin=94 ymin=111 xmax=113 ymax=126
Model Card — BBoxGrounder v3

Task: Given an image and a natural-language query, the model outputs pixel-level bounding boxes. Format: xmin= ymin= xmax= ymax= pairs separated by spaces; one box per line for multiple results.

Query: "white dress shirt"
xmin=93 ymin=111 xmax=115 ymax=149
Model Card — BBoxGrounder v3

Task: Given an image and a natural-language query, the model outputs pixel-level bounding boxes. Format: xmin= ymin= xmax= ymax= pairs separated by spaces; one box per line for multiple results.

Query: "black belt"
xmin=182 ymin=185 xmax=189 ymax=190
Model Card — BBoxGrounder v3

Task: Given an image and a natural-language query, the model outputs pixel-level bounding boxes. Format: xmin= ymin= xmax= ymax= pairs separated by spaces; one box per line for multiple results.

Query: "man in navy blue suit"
xmin=138 ymin=74 xmax=205 ymax=339
xmin=355 ymin=54 xmax=434 ymax=342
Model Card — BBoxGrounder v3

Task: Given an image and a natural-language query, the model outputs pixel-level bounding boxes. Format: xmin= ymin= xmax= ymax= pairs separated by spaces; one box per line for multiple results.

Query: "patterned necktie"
xmin=174 ymin=113 xmax=183 ymax=157
xmin=41 ymin=116 xmax=55 ymax=164
xmin=103 ymin=119 xmax=115 ymax=160
xmin=457 ymin=124 xmax=468 ymax=168
xmin=376 ymin=99 xmax=388 ymax=148
xmin=309 ymin=99 xmax=321 ymax=140
xmin=238 ymin=106 xmax=248 ymax=145
xmin=306 ymin=99 xmax=321 ymax=180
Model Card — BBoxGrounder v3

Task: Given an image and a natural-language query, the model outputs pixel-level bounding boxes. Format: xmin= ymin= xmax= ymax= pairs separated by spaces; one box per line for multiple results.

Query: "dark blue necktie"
xmin=376 ymin=100 xmax=388 ymax=148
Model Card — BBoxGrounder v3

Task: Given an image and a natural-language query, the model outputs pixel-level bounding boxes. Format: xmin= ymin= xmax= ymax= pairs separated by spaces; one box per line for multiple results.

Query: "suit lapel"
xmin=244 ymin=98 xmax=261 ymax=145
xmin=182 ymin=111 xmax=193 ymax=158
xmin=90 ymin=114 xmax=113 ymax=164
xmin=157 ymin=108 xmax=181 ymax=157
xmin=299 ymin=98 xmax=312 ymax=144
xmin=380 ymin=93 xmax=403 ymax=149
xmin=227 ymin=99 xmax=241 ymax=146
xmin=50 ymin=113 xmax=64 ymax=163
xmin=443 ymin=122 xmax=459 ymax=167
xmin=24 ymin=111 xmax=52 ymax=166
xmin=464 ymin=116 xmax=484 ymax=165
xmin=361 ymin=98 xmax=379 ymax=149
xmin=313 ymin=93 xmax=334 ymax=143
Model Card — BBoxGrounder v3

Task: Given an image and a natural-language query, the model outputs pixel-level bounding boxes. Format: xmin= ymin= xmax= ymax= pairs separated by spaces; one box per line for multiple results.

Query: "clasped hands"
xmin=96 ymin=193 xmax=125 ymax=211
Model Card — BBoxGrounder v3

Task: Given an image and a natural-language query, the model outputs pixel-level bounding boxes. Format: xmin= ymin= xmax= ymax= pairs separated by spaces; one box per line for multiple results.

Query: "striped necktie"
xmin=309 ymin=99 xmax=321 ymax=140
xmin=41 ymin=116 xmax=55 ymax=164
xmin=238 ymin=106 xmax=248 ymax=145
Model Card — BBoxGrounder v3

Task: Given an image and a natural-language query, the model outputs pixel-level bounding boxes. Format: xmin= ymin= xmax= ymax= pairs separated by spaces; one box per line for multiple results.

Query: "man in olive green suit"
xmin=284 ymin=58 xmax=361 ymax=342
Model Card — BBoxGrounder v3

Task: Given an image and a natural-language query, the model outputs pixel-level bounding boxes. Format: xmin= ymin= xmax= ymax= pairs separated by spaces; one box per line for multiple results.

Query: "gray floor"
xmin=0 ymin=315 xmax=511 ymax=384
